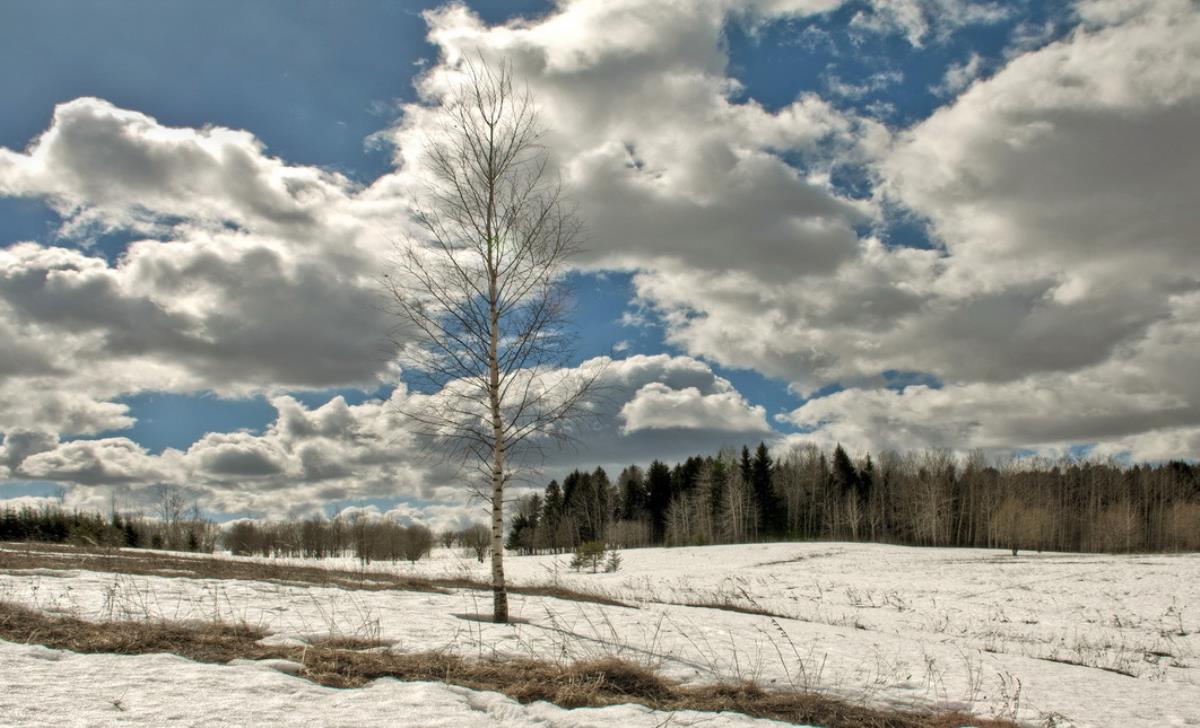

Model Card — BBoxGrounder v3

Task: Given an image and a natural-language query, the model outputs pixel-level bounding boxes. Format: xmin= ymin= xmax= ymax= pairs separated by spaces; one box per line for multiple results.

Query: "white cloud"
xmin=825 ymin=70 xmax=904 ymax=100
xmin=184 ymin=432 xmax=291 ymax=479
xmin=621 ymin=382 xmax=770 ymax=434
xmin=848 ymin=0 xmax=1011 ymax=46
xmin=930 ymin=52 xmax=983 ymax=96
xmin=0 ymin=97 xmax=414 ymax=441
xmin=0 ymin=98 xmax=355 ymax=238
xmin=1 ymin=430 xmax=58 ymax=471
xmin=379 ymin=0 xmax=880 ymax=284
xmin=20 ymin=438 xmax=180 ymax=486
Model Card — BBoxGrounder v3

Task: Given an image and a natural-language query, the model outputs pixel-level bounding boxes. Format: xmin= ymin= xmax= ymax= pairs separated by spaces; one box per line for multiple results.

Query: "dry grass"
xmin=664 ymin=599 xmax=787 ymax=618
xmin=0 ymin=542 xmax=629 ymax=609
xmin=0 ymin=601 xmax=1019 ymax=728
xmin=0 ymin=599 xmax=270 ymax=663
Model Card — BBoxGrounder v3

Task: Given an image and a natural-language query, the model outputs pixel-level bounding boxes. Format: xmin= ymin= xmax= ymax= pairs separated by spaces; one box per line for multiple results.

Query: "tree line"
xmin=224 ymin=515 xmax=440 ymax=564
xmin=4 ymin=443 xmax=1196 ymax=558
xmin=223 ymin=517 xmax=502 ymax=565
xmin=507 ymin=443 xmax=1200 ymax=554
xmin=0 ymin=504 xmax=218 ymax=552
xmin=0 ymin=504 xmax=462 ymax=565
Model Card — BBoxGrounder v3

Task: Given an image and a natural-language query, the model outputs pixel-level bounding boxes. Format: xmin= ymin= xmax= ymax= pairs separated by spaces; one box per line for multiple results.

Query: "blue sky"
xmin=1 ymin=0 xmax=818 ymax=455
xmin=1 ymin=0 xmax=1196 ymax=524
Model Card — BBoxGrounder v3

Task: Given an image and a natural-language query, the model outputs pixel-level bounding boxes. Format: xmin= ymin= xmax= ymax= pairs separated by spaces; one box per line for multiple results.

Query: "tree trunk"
xmin=491 ymin=453 xmax=507 ymax=622
xmin=488 ymin=228 xmax=508 ymax=623
xmin=488 ymin=314 xmax=508 ymax=621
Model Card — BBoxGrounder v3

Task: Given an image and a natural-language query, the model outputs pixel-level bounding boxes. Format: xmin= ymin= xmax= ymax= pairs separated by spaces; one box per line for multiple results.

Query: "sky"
xmin=1 ymin=0 xmax=1197 ymax=528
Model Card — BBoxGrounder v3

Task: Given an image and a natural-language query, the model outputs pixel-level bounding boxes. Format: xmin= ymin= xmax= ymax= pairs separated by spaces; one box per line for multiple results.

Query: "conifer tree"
xmin=647 ymin=460 xmax=673 ymax=542
xmin=618 ymin=465 xmax=648 ymax=521
xmin=752 ymin=442 xmax=782 ymax=536
xmin=541 ymin=480 xmax=565 ymax=552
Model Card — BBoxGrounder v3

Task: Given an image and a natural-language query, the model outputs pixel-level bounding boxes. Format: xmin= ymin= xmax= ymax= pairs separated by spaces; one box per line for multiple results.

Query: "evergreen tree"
xmin=752 ymin=442 xmax=782 ymax=536
xmin=708 ymin=457 xmax=727 ymax=524
xmin=858 ymin=454 xmax=875 ymax=502
xmin=122 ymin=518 xmax=140 ymax=547
xmin=589 ymin=466 xmax=612 ymax=541
xmin=506 ymin=511 xmax=532 ymax=552
xmin=647 ymin=460 xmax=673 ymax=543
xmin=617 ymin=465 xmax=648 ymax=521
xmin=541 ymin=480 xmax=565 ymax=552
xmin=562 ymin=470 xmax=584 ymax=513
xmin=832 ymin=444 xmax=859 ymax=495
xmin=740 ymin=446 xmax=753 ymax=489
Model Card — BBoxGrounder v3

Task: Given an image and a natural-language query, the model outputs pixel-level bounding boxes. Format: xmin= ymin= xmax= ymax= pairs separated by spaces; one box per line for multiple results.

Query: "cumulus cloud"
xmin=377 ymin=0 xmax=880 ymax=284
xmin=0 ymin=97 xmax=412 ymax=440
xmin=2 ymin=354 xmax=771 ymax=520
xmin=0 ymin=98 xmax=355 ymax=237
xmin=20 ymin=438 xmax=179 ymax=486
xmin=1 ymin=430 xmax=58 ymax=472
xmin=185 ymin=432 xmax=290 ymax=479
xmin=613 ymin=0 xmax=1200 ymax=459
xmin=3 ymin=0 xmax=1199 ymax=524
xmin=621 ymin=383 xmax=769 ymax=434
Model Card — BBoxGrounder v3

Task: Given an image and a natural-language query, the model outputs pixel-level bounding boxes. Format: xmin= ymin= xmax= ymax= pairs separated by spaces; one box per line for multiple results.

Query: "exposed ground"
xmin=1 ymin=541 xmax=1197 ymax=727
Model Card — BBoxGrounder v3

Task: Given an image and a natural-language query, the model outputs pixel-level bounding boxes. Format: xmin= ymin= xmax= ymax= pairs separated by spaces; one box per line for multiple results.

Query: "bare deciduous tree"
xmin=386 ymin=59 xmax=596 ymax=623
xmin=459 ymin=522 xmax=492 ymax=563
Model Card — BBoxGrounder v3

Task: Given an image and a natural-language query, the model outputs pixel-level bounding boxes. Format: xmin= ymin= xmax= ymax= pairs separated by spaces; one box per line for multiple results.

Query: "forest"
xmin=507 ymin=443 xmax=1200 ymax=555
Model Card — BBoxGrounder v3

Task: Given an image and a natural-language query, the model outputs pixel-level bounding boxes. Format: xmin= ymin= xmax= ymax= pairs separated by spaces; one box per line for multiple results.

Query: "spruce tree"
xmin=541 ymin=480 xmax=564 ymax=552
xmin=618 ymin=465 xmax=648 ymax=521
xmin=740 ymin=446 xmax=752 ymax=488
xmin=647 ymin=460 xmax=673 ymax=543
xmin=752 ymin=442 xmax=782 ymax=536
xmin=832 ymin=444 xmax=859 ymax=495
xmin=858 ymin=454 xmax=875 ymax=502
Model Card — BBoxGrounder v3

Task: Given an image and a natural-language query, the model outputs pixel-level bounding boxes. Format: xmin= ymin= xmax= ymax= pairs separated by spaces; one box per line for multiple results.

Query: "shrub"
xmin=570 ymin=541 xmax=607 ymax=573
xmin=400 ymin=524 xmax=434 ymax=563
xmin=603 ymin=550 xmax=622 ymax=573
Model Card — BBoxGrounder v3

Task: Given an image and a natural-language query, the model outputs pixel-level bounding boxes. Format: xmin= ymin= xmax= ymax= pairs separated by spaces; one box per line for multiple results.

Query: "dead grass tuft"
xmin=0 ymin=601 xmax=1020 ymax=728
xmin=306 ymin=635 xmax=391 ymax=651
xmin=0 ymin=600 xmax=269 ymax=662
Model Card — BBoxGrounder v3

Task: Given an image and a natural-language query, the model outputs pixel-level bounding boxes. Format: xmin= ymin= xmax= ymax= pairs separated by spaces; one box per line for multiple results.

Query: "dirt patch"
xmin=0 ymin=543 xmax=629 ymax=609
xmin=0 ymin=601 xmax=1019 ymax=728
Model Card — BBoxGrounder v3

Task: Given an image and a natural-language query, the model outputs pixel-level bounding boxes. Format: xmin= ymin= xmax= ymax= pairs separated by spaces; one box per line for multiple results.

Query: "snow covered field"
xmin=0 ymin=641 xmax=794 ymax=728
xmin=2 ymin=542 xmax=1198 ymax=727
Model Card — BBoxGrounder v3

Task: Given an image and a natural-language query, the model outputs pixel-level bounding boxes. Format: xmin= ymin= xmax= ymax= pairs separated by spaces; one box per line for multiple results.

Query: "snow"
xmin=0 ymin=641 xmax=794 ymax=727
xmin=2 ymin=541 xmax=1198 ymax=727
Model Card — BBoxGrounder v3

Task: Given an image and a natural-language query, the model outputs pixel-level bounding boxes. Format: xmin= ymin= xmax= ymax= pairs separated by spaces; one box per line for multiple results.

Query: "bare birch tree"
xmin=385 ymin=59 xmax=595 ymax=623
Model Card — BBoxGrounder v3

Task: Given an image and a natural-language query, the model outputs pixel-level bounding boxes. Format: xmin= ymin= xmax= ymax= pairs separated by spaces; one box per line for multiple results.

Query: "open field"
xmin=1 ymin=541 xmax=1197 ymax=727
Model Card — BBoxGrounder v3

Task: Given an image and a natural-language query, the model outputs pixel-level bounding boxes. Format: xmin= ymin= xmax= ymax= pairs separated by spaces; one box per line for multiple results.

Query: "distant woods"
xmin=3 ymin=443 xmax=1197 ymax=557
xmin=0 ymin=505 xmax=455 ymax=566
xmin=224 ymin=516 xmax=436 ymax=564
xmin=507 ymin=444 xmax=1200 ymax=555
xmin=0 ymin=505 xmax=217 ymax=553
